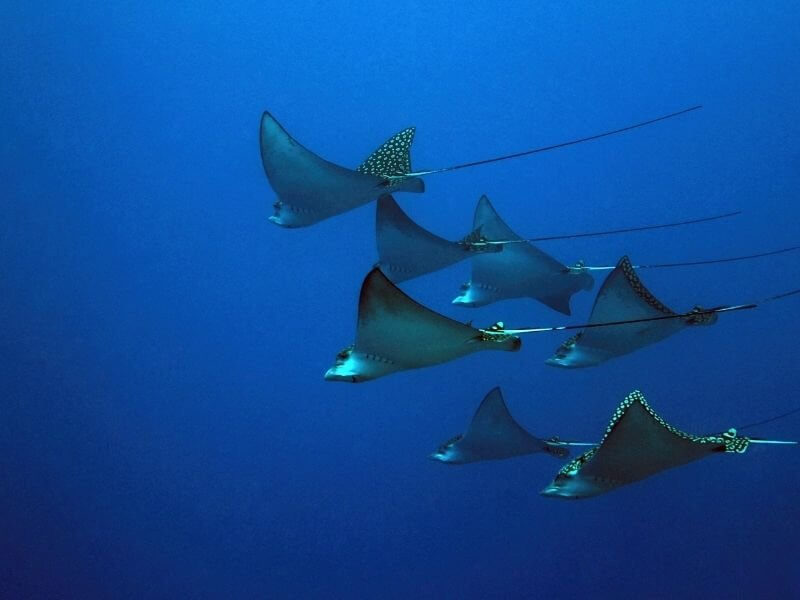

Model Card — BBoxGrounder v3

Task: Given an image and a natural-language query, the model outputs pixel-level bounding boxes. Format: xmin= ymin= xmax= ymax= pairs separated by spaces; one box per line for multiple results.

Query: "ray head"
xmin=428 ymin=435 xmax=467 ymax=464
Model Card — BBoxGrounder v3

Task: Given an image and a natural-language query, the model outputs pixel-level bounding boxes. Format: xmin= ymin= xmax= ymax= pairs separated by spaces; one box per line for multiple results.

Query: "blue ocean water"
xmin=3 ymin=2 xmax=799 ymax=598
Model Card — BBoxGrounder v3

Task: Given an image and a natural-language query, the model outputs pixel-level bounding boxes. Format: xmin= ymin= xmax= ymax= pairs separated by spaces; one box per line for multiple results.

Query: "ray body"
xmin=453 ymin=196 xmax=594 ymax=314
xmin=430 ymin=387 xmax=569 ymax=464
xmin=545 ymin=256 xmax=716 ymax=367
xmin=375 ymin=195 xmax=501 ymax=283
xmin=325 ymin=269 xmax=520 ymax=382
xmin=540 ymin=390 xmax=750 ymax=500
xmin=260 ymin=112 xmax=424 ymax=227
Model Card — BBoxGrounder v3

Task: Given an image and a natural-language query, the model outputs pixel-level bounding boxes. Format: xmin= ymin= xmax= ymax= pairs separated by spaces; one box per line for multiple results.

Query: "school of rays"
xmin=259 ymin=108 xmax=799 ymax=499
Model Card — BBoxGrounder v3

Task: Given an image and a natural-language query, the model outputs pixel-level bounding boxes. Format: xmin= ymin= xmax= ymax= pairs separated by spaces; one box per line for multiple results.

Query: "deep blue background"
xmin=3 ymin=2 xmax=799 ymax=598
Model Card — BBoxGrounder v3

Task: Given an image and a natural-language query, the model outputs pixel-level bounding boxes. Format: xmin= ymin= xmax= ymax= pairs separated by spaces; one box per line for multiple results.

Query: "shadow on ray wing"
xmin=541 ymin=390 xmax=750 ymax=500
xmin=453 ymin=195 xmax=594 ymax=314
xmin=260 ymin=112 xmax=424 ymax=227
xmin=324 ymin=268 xmax=521 ymax=383
xmin=546 ymin=256 xmax=716 ymax=367
xmin=430 ymin=387 xmax=569 ymax=464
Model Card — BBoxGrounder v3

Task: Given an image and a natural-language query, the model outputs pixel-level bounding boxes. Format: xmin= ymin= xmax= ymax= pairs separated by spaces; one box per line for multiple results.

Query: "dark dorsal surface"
xmin=452 ymin=195 xmax=594 ymax=314
xmin=541 ymin=390 xmax=750 ymax=499
xmin=260 ymin=112 xmax=424 ymax=228
xmin=375 ymin=195 xmax=501 ymax=283
xmin=546 ymin=256 xmax=717 ymax=368
xmin=430 ymin=387 xmax=568 ymax=463
xmin=324 ymin=268 xmax=521 ymax=382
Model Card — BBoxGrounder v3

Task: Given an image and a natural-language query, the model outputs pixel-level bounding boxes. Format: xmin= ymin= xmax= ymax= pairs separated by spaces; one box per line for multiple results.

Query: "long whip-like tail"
xmin=571 ymin=245 xmax=800 ymax=272
xmin=393 ymin=105 xmax=702 ymax=180
xmin=482 ymin=287 xmax=800 ymax=337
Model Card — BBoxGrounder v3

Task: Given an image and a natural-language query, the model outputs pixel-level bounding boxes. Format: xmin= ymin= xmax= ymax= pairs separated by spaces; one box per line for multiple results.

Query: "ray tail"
xmin=472 ymin=210 xmax=740 ymax=247
xmin=573 ymin=245 xmax=800 ymax=272
xmin=398 ymin=105 xmax=702 ymax=179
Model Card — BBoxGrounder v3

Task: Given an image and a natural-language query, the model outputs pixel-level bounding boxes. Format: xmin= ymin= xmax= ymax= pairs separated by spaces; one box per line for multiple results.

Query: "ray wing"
xmin=375 ymin=195 xmax=478 ymax=283
xmin=459 ymin=387 xmax=561 ymax=459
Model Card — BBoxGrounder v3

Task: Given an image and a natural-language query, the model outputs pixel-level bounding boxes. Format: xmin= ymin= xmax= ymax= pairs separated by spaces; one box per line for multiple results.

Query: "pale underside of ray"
xmin=545 ymin=256 xmax=714 ymax=368
xmin=453 ymin=195 xmax=594 ymax=314
xmin=540 ymin=390 xmax=749 ymax=499
xmin=432 ymin=387 xmax=567 ymax=463
xmin=324 ymin=268 xmax=520 ymax=382
xmin=375 ymin=195 xmax=500 ymax=283
xmin=259 ymin=112 xmax=424 ymax=228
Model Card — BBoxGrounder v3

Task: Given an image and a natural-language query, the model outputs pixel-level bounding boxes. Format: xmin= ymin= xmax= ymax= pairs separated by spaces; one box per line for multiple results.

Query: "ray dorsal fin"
xmin=375 ymin=195 xmax=486 ymax=283
xmin=540 ymin=390 xmax=750 ymax=499
xmin=324 ymin=268 xmax=521 ymax=382
xmin=453 ymin=195 xmax=593 ymax=312
xmin=594 ymin=255 xmax=676 ymax=321
xmin=358 ymin=127 xmax=416 ymax=177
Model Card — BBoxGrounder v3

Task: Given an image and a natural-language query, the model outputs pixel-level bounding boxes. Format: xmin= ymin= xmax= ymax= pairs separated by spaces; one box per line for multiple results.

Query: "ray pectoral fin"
xmin=359 ymin=127 xmax=426 ymax=193
xmin=358 ymin=127 xmax=416 ymax=177
xmin=539 ymin=294 xmax=573 ymax=316
xmin=375 ymin=194 xmax=467 ymax=283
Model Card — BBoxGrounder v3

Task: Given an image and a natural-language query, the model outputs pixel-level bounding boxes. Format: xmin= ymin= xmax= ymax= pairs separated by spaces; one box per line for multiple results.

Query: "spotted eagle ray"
xmin=260 ymin=112 xmax=424 ymax=227
xmin=545 ymin=255 xmax=721 ymax=368
xmin=429 ymin=387 xmax=571 ymax=464
xmin=261 ymin=106 xmax=701 ymax=227
xmin=324 ymin=268 xmax=520 ymax=383
xmin=540 ymin=390 xmax=797 ymax=500
xmin=452 ymin=195 xmax=594 ymax=314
